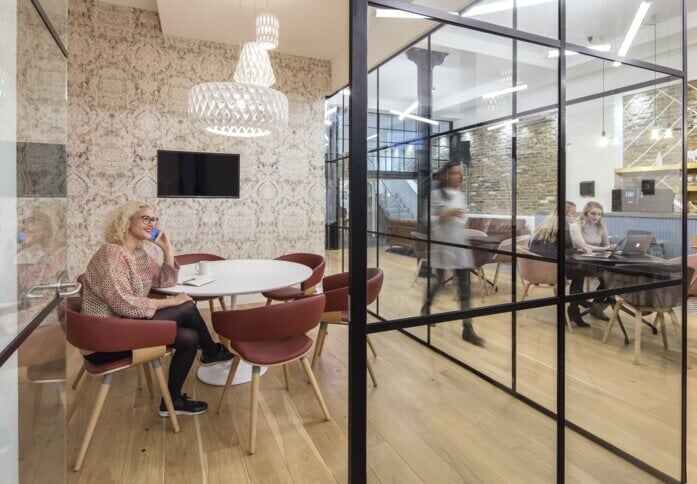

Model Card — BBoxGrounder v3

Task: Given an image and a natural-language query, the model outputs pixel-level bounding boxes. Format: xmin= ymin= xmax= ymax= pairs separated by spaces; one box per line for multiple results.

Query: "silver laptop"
xmin=618 ymin=234 xmax=654 ymax=256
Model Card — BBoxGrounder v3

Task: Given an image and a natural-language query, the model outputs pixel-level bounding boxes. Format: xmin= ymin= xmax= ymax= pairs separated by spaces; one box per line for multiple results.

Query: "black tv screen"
xmin=157 ymin=150 xmax=240 ymax=198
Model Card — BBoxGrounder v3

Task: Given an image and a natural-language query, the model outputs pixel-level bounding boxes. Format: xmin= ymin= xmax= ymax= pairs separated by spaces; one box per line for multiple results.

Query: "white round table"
xmin=154 ymin=259 xmax=312 ymax=386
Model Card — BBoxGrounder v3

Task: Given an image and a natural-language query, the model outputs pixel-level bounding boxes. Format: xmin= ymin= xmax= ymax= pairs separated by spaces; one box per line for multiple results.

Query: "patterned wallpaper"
xmin=68 ymin=0 xmax=330 ymax=276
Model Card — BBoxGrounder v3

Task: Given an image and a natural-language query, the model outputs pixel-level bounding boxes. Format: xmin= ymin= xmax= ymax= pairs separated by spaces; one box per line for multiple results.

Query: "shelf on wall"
xmin=614 ymin=163 xmax=697 ymax=174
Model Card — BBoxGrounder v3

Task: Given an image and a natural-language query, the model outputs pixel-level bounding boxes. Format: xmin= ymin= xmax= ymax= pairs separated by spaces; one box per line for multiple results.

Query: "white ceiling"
xmin=102 ymin=0 xmax=349 ymax=62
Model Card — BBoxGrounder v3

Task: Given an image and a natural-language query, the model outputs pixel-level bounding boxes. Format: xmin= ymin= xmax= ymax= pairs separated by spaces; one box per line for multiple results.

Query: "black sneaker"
xmin=159 ymin=394 xmax=208 ymax=417
xmin=461 ymin=323 xmax=485 ymax=347
xmin=200 ymin=343 xmax=234 ymax=366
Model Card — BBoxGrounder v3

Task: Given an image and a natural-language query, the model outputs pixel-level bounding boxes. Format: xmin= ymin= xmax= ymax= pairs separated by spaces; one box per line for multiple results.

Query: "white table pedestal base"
xmin=197 ymin=360 xmax=268 ymax=386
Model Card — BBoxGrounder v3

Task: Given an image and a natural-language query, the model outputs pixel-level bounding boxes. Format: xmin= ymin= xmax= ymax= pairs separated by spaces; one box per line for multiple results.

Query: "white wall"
xmin=566 ymin=97 xmax=623 ymax=211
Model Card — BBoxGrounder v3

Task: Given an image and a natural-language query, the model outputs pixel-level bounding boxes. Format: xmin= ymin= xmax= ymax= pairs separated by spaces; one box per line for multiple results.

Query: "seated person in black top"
xmin=529 ymin=205 xmax=590 ymax=328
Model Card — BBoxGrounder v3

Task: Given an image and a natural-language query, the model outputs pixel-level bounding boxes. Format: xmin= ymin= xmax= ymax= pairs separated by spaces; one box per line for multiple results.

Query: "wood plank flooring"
xmin=52 ymin=247 xmax=697 ymax=482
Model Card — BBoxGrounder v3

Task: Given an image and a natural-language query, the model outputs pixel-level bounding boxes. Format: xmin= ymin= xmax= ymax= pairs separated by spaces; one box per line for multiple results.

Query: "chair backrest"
xmin=275 ymin=253 xmax=326 ymax=291
xmin=77 ymin=273 xmax=85 ymax=296
xmin=462 ymin=228 xmax=488 ymax=238
xmin=603 ymin=263 xmax=689 ymax=311
xmin=321 ymin=268 xmax=384 ymax=312
xmin=212 ymin=294 xmax=326 ymax=343
xmin=66 ymin=297 xmax=176 ymax=353
xmin=687 ymin=254 xmax=697 ymax=296
xmin=174 ymin=253 xmax=225 ymax=266
xmin=495 ymin=235 xmax=532 ymax=263
xmin=410 ymin=231 xmax=428 ymax=259
xmin=516 ymin=247 xmax=557 ymax=286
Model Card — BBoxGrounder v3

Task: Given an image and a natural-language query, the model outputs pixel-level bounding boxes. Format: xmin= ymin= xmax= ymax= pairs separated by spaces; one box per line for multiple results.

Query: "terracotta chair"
xmin=65 ymin=297 xmax=180 ymax=471
xmin=463 ymin=228 xmax=496 ymax=302
xmin=70 ymin=274 xmax=156 ymax=397
xmin=517 ymin=248 xmax=573 ymax=333
xmin=602 ymin=263 xmax=691 ymax=364
xmin=492 ymin=235 xmax=531 ymax=291
xmin=410 ymin=231 xmax=428 ymax=286
xmin=212 ymin=294 xmax=330 ymax=454
xmin=262 ymin=253 xmax=326 ymax=304
xmin=311 ymin=268 xmax=384 ymax=387
xmin=174 ymin=253 xmax=228 ymax=312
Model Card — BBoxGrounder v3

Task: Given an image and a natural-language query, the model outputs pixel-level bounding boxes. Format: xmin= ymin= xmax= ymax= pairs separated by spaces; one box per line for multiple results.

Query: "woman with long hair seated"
xmin=568 ymin=201 xmax=616 ymax=322
xmin=529 ymin=202 xmax=590 ymax=327
xmin=80 ymin=201 xmax=232 ymax=416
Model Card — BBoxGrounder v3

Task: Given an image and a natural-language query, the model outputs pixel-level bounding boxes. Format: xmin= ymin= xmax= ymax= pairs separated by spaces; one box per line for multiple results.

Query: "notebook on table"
xmin=179 ymin=275 xmax=215 ymax=286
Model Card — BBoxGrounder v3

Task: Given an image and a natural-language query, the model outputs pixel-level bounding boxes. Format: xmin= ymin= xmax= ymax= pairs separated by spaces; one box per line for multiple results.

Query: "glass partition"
xmin=339 ymin=0 xmax=688 ymax=481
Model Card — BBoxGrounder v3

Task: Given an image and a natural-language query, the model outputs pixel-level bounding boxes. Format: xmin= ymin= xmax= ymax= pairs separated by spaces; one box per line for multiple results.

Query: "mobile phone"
xmin=149 ymin=227 xmax=161 ymax=242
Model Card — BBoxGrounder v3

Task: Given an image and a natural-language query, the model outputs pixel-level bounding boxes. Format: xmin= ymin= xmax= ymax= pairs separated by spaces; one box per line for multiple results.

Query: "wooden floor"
xmin=48 ymin=247 xmax=697 ymax=482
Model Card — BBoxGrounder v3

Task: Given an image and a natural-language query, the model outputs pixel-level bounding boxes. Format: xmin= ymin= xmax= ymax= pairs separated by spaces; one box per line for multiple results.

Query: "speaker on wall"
xmin=579 ymin=181 xmax=595 ymax=197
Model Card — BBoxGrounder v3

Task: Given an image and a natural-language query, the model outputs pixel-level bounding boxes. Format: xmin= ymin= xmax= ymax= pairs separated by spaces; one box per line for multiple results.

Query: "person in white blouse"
xmin=568 ymin=201 xmax=616 ymax=321
xmin=421 ymin=160 xmax=484 ymax=347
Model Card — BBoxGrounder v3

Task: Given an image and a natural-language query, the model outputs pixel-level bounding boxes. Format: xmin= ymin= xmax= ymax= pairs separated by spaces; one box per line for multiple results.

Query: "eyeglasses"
xmin=134 ymin=215 xmax=159 ymax=226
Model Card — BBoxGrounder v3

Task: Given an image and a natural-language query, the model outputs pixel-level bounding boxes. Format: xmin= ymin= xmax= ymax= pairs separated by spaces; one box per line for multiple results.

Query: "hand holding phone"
xmin=148 ymin=227 xmax=161 ymax=242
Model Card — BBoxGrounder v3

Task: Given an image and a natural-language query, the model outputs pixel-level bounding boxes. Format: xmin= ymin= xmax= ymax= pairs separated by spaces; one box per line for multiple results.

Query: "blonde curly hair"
xmin=104 ymin=201 xmax=153 ymax=246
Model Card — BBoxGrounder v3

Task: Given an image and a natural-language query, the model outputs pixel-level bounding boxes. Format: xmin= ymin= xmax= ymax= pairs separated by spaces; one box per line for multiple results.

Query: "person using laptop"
xmin=568 ymin=201 xmax=616 ymax=321
xmin=80 ymin=202 xmax=233 ymax=417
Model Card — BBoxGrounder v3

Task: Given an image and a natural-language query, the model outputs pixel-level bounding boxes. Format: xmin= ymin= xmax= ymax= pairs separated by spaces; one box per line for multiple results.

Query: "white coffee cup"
xmin=196 ymin=261 xmax=211 ymax=275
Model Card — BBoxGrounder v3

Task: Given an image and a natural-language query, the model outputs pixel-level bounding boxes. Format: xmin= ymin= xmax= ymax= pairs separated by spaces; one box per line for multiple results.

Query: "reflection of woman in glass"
xmin=422 ymin=160 xmax=484 ymax=346
xmin=565 ymin=201 xmax=578 ymax=225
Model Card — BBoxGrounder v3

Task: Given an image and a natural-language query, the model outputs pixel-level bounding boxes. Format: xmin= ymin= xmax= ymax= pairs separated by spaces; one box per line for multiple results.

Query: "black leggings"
xmin=84 ymin=302 xmax=218 ymax=400
xmin=422 ymin=268 xmax=475 ymax=330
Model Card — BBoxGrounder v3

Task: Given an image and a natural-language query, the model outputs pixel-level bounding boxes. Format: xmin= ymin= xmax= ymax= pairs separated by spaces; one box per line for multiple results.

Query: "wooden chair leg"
xmin=366 ymin=358 xmax=378 ymax=388
xmin=151 ymin=359 xmax=179 ymax=433
xmin=283 ymin=364 xmax=291 ymax=391
xmin=634 ymin=308 xmax=643 ymax=365
xmin=208 ymin=299 xmax=215 ymax=315
xmin=311 ymin=323 xmax=328 ymax=370
xmin=73 ymin=374 xmax=112 ymax=471
xmin=249 ymin=366 xmax=261 ymax=454
xmin=300 ymin=357 xmax=331 ymax=420
xmin=142 ymin=364 xmax=154 ymax=400
xmin=367 ymin=336 xmax=378 ymax=358
xmin=265 ymin=298 xmax=272 ymax=306
xmin=136 ymin=363 xmax=144 ymax=390
xmin=71 ymin=364 xmax=86 ymax=390
xmin=658 ymin=313 xmax=669 ymax=351
xmin=67 ymin=372 xmax=92 ymax=423
xmin=492 ymin=263 xmax=501 ymax=292
xmin=602 ymin=301 xmax=623 ymax=343
xmin=219 ymin=297 xmax=228 ymax=311
xmin=216 ymin=356 xmax=241 ymax=414
xmin=520 ymin=281 xmax=531 ymax=301
xmin=668 ymin=309 xmax=692 ymax=368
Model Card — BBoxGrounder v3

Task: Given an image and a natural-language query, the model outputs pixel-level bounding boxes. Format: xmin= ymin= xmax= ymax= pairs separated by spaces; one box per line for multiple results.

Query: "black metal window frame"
xmin=345 ymin=0 xmax=689 ymax=483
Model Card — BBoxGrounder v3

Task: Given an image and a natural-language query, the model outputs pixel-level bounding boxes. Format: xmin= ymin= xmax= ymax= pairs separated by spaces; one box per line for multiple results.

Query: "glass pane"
xmin=567 ymin=0 xmax=682 ymax=71
xmin=516 ymin=306 xmax=557 ymax=411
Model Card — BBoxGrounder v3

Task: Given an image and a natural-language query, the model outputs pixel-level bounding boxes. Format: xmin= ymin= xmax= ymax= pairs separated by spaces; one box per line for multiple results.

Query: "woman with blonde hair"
xmin=81 ymin=202 xmax=232 ymax=416
xmin=528 ymin=204 xmax=589 ymax=326
xmin=568 ymin=200 xmax=615 ymax=321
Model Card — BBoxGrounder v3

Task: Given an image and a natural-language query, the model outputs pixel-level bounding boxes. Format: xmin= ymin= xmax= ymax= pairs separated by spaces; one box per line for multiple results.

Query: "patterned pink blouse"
xmin=81 ymin=243 xmax=179 ymax=319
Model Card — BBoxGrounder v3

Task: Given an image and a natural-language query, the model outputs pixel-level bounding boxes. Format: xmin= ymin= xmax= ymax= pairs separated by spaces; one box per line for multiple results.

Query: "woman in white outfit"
xmin=421 ymin=160 xmax=484 ymax=346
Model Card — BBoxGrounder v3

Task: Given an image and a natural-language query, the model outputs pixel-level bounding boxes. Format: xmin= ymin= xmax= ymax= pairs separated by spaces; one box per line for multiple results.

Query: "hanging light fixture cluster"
xmin=188 ymin=0 xmax=287 ymax=137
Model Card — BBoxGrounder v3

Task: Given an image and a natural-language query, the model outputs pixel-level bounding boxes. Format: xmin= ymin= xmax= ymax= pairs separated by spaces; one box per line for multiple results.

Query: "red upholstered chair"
xmin=262 ymin=253 xmax=326 ymax=304
xmin=71 ymin=274 xmax=156 ymax=397
xmin=66 ymin=297 xmax=180 ymax=471
xmin=212 ymin=294 xmax=330 ymax=454
xmin=310 ymin=268 xmax=384 ymax=387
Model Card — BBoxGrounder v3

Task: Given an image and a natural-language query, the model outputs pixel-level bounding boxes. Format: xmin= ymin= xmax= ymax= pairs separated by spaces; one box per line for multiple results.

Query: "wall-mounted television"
xmin=157 ymin=150 xmax=240 ymax=198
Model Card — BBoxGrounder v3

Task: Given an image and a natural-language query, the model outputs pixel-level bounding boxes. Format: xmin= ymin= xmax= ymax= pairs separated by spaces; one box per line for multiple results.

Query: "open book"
xmin=179 ymin=275 xmax=215 ymax=286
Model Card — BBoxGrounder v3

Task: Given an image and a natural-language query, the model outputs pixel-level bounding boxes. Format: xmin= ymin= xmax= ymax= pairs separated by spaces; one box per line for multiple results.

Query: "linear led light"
xmin=482 ymin=84 xmax=527 ymax=100
xmin=487 ymin=118 xmax=519 ymax=131
xmin=547 ymin=43 xmax=611 ymax=58
xmin=324 ymin=106 xmax=337 ymax=117
xmin=367 ymin=134 xmax=378 ymax=140
xmin=617 ymin=2 xmax=651 ymax=58
xmin=324 ymin=120 xmax=332 ymax=126
xmin=389 ymin=109 xmax=439 ymax=126
xmin=374 ymin=8 xmax=426 ymax=19
xmin=463 ymin=0 xmax=555 ymax=17
xmin=398 ymin=101 xmax=418 ymax=120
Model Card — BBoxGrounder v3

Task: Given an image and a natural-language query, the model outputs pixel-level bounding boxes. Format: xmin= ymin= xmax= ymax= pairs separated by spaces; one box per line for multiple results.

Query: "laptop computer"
xmin=617 ymin=234 xmax=654 ymax=256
